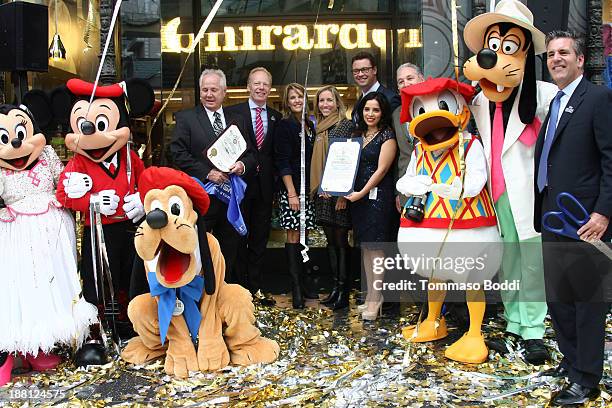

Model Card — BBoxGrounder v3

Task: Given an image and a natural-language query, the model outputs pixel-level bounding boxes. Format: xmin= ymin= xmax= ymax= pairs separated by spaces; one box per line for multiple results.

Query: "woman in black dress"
xmin=275 ymin=83 xmax=318 ymax=308
xmin=345 ymin=92 xmax=397 ymax=320
xmin=310 ymin=85 xmax=354 ymax=310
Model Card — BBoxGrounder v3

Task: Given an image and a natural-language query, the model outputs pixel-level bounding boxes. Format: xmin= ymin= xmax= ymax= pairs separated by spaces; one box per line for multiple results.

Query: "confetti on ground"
xmin=1 ymin=299 xmax=610 ymax=407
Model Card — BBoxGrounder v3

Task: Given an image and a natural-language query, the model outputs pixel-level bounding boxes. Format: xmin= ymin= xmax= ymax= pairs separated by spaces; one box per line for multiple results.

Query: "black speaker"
xmin=527 ymin=0 xmax=570 ymax=35
xmin=0 ymin=2 xmax=48 ymax=72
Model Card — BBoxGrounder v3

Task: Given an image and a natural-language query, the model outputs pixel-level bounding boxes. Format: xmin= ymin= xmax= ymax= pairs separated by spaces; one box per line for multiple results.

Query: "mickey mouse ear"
xmin=124 ymin=78 xmax=155 ymax=117
xmin=49 ymin=85 xmax=75 ymax=125
xmin=22 ymin=90 xmax=52 ymax=130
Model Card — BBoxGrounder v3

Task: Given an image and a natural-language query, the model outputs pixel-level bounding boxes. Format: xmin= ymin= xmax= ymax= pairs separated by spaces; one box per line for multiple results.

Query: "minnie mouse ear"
xmin=49 ymin=85 xmax=75 ymax=125
xmin=22 ymin=90 xmax=52 ymax=130
xmin=125 ymin=78 xmax=155 ymax=117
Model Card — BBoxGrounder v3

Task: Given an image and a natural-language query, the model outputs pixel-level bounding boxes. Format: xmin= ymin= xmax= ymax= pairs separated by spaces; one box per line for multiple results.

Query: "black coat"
xmin=351 ymin=83 xmax=401 ymax=124
xmin=225 ymin=101 xmax=282 ymax=199
xmin=533 ymin=77 xmax=612 ymax=241
xmin=169 ymin=104 xmax=257 ymax=183
xmin=274 ymin=116 xmax=315 ymax=193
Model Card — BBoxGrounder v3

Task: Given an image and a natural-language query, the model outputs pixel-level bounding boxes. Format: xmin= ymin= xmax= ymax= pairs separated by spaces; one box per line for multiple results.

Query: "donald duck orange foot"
xmin=445 ymin=333 xmax=489 ymax=364
xmin=402 ymin=317 xmax=448 ymax=342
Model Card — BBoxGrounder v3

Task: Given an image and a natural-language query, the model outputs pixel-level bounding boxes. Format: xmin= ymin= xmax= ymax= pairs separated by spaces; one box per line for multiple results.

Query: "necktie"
xmin=108 ymin=163 xmax=116 ymax=174
xmin=212 ymin=111 xmax=223 ymax=136
xmin=255 ymin=107 xmax=264 ymax=149
xmin=491 ymin=102 xmax=505 ymax=202
xmin=537 ymin=90 xmax=565 ymax=192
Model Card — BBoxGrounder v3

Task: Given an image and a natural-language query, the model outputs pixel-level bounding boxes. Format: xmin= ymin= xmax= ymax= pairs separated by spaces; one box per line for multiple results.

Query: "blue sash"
xmin=199 ymin=175 xmax=248 ymax=236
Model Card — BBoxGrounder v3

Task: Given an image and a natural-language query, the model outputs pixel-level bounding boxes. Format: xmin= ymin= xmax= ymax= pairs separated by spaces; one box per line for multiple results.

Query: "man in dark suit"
xmin=392 ymin=62 xmax=424 ymax=211
xmin=533 ymin=31 xmax=612 ymax=406
xmin=351 ymin=51 xmax=401 ymax=125
xmin=225 ymin=67 xmax=281 ymax=305
xmin=170 ymin=68 xmax=257 ymax=283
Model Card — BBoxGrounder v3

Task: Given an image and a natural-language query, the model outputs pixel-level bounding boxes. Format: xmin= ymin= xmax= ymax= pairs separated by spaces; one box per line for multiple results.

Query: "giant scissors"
xmin=542 ymin=192 xmax=612 ymax=260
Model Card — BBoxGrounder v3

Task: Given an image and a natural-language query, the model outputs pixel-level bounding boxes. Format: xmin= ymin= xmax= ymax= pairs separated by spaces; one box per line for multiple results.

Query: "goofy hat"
xmin=462 ymin=0 xmax=544 ymax=121
xmin=400 ymin=77 xmax=474 ymax=151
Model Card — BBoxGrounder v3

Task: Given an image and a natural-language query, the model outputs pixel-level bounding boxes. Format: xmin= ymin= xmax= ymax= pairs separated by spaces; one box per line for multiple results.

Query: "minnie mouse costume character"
xmin=0 ymin=97 xmax=97 ymax=386
xmin=53 ymin=79 xmax=153 ymax=362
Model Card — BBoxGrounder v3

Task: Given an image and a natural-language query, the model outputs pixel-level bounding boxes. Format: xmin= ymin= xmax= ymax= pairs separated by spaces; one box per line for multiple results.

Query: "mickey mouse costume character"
xmin=53 ymin=78 xmax=154 ymax=364
xmin=0 ymin=97 xmax=97 ymax=386
xmin=462 ymin=0 xmax=556 ymax=363
xmin=396 ymin=78 xmax=502 ymax=364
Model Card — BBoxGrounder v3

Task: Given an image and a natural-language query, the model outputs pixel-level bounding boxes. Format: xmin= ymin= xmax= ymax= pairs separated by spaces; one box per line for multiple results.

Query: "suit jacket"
xmin=351 ymin=83 xmax=401 ymax=124
xmin=471 ymin=80 xmax=556 ymax=240
xmin=392 ymin=106 xmax=414 ymax=203
xmin=533 ymin=77 xmax=612 ymax=241
xmin=225 ymin=101 xmax=282 ymax=200
xmin=169 ymin=104 xmax=257 ymax=186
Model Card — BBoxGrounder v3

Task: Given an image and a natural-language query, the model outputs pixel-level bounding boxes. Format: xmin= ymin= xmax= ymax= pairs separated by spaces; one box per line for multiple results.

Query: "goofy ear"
xmin=49 ymin=85 xmax=76 ymax=125
xmin=125 ymin=78 xmax=155 ymax=117
xmin=22 ymin=90 xmax=53 ymax=130
xmin=518 ymin=44 xmax=536 ymax=124
xmin=196 ymin=216 xmax=216 ymax=295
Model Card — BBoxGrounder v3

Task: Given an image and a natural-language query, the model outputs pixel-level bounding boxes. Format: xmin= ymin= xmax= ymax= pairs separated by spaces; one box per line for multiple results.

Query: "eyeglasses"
xmin=352 ymin=67 xmax=373 ymax=75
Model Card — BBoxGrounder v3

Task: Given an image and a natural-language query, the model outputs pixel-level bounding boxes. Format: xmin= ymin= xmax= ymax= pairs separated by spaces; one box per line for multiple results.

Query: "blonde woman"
xmin=310 ymin=85 xmax=354 ymax=310
xmin=275 ymin=83 xmax=318 ymax=309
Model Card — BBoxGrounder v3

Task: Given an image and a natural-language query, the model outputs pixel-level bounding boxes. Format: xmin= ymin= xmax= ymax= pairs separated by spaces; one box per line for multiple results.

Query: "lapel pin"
xmin=565 ymin=106 xmax=574 ymax=113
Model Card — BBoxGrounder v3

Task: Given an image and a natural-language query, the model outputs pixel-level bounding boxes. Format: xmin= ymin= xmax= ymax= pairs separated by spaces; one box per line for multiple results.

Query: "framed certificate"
xmin=205 ymin=124 xmax=247 ymax=172
xmin=318 ymin=137 xmax=362 ymax=196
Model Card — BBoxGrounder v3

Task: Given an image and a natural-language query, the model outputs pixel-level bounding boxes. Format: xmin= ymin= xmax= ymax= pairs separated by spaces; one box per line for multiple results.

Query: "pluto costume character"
xmin=462 ymin=0 xmax=555 ymax=363
xmin=396 ymin=78 xmax=502 ymax=364
xmin=121 ymin=167 xmax=279 ymax=378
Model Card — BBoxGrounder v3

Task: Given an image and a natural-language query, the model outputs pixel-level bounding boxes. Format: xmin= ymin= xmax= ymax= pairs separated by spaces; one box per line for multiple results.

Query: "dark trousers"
xmin=81 ymin=221 xmax=136 ymax=309
xmin=542 ymin=226 xmax=610 ymax=388
xmin=236 ymin=193 xmax=273 ymax=293
xmin=205 ymin=196 xmax=240 ymax=283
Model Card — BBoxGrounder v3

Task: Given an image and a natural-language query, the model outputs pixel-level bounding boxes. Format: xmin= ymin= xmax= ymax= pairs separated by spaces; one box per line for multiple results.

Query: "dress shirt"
xmin=248 ymin=98 xmax=268 ymax=136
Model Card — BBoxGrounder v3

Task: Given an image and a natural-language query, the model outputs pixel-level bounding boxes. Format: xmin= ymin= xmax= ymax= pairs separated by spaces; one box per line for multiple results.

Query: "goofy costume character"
xmin=462 ymin=0 xmax=556 ymax=364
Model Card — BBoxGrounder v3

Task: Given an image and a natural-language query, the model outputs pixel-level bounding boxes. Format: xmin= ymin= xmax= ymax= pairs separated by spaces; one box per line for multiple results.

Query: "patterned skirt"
xmin=313 ymin=195 xmax=352 ymax=228
xmin=278 ymin=190 xmax=316 ymax=230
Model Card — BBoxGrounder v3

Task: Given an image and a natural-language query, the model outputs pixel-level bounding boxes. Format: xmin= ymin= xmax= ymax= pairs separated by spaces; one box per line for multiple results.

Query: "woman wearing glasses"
xmin=310 ymin=85 xmax=355 ymax=310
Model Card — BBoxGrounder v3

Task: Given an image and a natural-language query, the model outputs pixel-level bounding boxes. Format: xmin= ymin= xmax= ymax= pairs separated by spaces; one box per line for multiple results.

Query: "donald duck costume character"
xmin=397 ymin=78 xmax=502 ymax=364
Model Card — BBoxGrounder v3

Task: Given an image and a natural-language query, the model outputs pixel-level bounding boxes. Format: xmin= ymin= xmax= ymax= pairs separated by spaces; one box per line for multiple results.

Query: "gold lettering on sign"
xmin=161 ymin=17 xmax=194 ymax=53
xmin=257 ymin=25 xmax=282 ymax=50
xmin=313 ymin=24 xmax=340 ymax=49
xmin=338 ymin=24 xmax=371 ymax=49
xmin=239 ymin=26 xmax=257 ymax=51
xmin=161 ymin=20 xmax=422 ymax=53
xmin=282 ymin=25 xmax=313 ymax=50
xmin=223 ymin=26 xmax=239 ymax=51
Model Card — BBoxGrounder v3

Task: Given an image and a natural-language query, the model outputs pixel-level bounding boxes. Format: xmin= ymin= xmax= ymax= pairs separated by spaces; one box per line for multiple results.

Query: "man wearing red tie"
xmin=534 ymin=31 xmax=612 ymax=406
xmin=225 ymin=68 xmax=282 ymax=304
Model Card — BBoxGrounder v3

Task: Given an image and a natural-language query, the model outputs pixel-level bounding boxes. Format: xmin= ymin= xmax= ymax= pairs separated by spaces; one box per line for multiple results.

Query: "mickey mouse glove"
xmin=90 ymin=189 xmax=120 ymax=216
xmin=122 ymin=192 xmax=145 ymax=223
xmin=63 ymin=172 xmax=93 ymax=199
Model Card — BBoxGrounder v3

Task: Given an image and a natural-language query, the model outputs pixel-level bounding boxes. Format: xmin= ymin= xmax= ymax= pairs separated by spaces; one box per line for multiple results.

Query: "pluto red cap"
xmin=66 ymin=78 xmax=124 ymax=98
xmin=400 ymin=77 xmax=475 ymax=123
xmin=138 ymin=166 xmax=210 ymax=215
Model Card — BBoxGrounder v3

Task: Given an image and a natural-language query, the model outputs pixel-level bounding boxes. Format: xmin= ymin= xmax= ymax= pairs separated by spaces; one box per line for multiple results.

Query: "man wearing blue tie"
xmin=534 ymin=31 xmax=612 ymax=406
